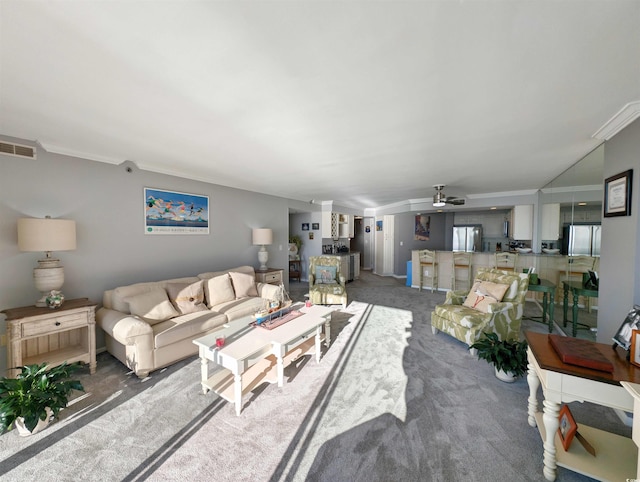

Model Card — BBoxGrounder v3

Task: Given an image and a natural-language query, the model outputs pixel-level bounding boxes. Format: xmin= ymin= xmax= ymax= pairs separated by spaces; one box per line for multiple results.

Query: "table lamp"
xmin=18 ymin=216 xmax=77 ymax=306
xmin=252 ymin=228 xmax=273 ymax=270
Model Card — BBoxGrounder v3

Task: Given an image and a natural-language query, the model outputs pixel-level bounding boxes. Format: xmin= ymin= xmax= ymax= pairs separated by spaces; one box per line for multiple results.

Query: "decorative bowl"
xmin=515 ymin=247 xmax=532 ymax=254
xmin=542 ymin=248 xmax=560 ymax=254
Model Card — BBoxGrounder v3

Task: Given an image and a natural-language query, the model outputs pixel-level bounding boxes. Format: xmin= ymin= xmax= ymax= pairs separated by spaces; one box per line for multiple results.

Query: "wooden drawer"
xmin=263 ymin=272 xmax=281 ymax=283
xmin=21 ymin=311 xmax=87 ymax=338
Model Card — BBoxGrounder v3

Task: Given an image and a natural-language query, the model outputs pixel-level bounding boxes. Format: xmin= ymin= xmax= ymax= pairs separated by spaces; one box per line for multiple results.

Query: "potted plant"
xmin=0 ymin=362 xmax=84 ymax=436
xmin=470 ymin=332 xmax=528 ymax=382
xmin=289 ymin=235 xmax=303 ymax=259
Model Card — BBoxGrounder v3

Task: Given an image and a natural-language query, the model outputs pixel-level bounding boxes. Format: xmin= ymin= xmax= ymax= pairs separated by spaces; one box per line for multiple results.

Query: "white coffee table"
xmin=193 ymin=304 xmax=334 ymax=415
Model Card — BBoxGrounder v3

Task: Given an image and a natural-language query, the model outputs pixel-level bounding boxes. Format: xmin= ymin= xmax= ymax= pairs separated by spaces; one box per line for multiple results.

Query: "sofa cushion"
xmin=153 ymin=311 xmax=228 ymax=349
xmin=112 ymin=277 xmax=200 ymax=313
xmin=229 ymin=271 xmax=259 ymax=298
xmin=211 ymin=297 xmax=265 ymax=321
xmin=463 ymin=280 xmax=509 ymax=313
xmin=204 ymin=274 xmax=236 ymax=307
xmin=124 ymin=287 xmax=180 ymax=324
xmin=166 ymin=280 xmax=208 ymax=315
xmin=433 ymin=303 xmax=488 ymax=330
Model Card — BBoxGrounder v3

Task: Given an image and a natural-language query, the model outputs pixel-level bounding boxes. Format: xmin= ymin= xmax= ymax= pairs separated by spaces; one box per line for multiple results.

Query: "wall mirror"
xmin=540 ymin=143 xmax=604 ymax=340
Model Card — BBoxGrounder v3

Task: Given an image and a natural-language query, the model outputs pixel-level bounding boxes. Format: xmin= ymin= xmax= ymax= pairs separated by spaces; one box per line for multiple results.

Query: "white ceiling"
xmin=2 ymin=1 xmax=639 ymax=210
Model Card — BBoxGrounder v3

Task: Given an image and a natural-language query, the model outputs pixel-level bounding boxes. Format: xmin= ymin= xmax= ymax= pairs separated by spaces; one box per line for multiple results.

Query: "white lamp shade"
xmin=18 ymin=218 xmax=77 ymax=252
xmin=252 ymin=228 xmax=273 ymax=246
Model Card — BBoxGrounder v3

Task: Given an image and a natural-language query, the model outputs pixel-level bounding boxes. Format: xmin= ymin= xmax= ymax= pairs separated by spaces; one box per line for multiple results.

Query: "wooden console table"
xmin=525 ymin=331 xmax=638 ymax=481
xmin=2 ymin=298 xmax=97 ymax=378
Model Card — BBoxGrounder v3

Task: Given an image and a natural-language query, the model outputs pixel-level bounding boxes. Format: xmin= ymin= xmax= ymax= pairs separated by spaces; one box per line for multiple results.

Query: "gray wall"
xmin=598 ymin=118 xmax=640 ymax=344
xmin=0 ymin=136 xmax=291 ymax=374
xmin=394 ymin=212 xmax=449 ymax=275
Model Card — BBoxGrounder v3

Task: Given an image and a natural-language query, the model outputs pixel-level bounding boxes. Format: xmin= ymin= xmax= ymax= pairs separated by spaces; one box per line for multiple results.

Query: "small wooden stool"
xmin=419 ymin=249 xmax=438 ymax=292
xmin=452 ymin=252 xmax=472 ymax=291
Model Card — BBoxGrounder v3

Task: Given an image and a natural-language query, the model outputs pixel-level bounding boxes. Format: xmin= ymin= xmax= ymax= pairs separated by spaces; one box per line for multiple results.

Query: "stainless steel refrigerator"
xmin=561 ymin=224 xmax=601 ymax=256
xmin=452 ymin=225 xmax=483 ymax=252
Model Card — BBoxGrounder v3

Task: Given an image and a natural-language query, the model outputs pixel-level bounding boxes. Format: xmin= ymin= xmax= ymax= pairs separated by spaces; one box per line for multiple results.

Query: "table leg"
xmin=548 ymin=292 xmax=555 ymax=333
xmin=542 ymin=399 xmax=560 ymax=481
xmin=572 ymin=290 xmax=579 ymax=337
xmin=275 ymin=347 xmax=285 ymax=388
xmin=527 ymin=358 xmax=540 ymax=428
xmin=234 ymin=372 xmax=242 ymax=416
xmin=563 ymin=286 xmax=569 ymax=328
xmin=541 ymin=292 xmax=548 ymax=327
xmin=315 ymin=326 xmax=322 ymax=363
xmin=200 ymin=349 xmax=209 ymax=394
xmin=324 ymin=318 xmax=331 ymax=348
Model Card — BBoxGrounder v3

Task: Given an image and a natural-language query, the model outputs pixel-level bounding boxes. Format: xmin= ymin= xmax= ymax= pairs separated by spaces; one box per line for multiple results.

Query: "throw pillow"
xmin=124 ymin=287 xmax=179 ymax=324
xmin=204 ymin=274 xmax=236 ymax=307
xmin=463 ymin=280 xmax=509 ymax=313
xmin=229 ymin=271 xmax=259 ymax=299
xmin=315 ymin=266 xmax=337 ymax=284
xmin=166 ymin=280 xmax=208 ymax=315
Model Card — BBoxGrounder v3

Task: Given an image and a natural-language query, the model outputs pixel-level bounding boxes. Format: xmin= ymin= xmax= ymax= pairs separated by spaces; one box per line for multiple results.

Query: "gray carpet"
xmin=0 ymin=272 xmax=630 ymax=481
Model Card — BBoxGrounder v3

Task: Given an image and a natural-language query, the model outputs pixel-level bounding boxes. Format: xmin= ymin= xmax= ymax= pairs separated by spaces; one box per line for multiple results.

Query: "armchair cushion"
xmin=463 ymin=280 xmax=509 ymax=313
xmin=315 ymin=266 xmax=337 ymax=284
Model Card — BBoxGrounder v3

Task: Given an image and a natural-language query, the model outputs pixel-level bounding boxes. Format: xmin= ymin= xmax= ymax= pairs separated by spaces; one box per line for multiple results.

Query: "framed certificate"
xmin=604 ymin=169 xmax=632 ymax=217
xmin=630 ymin=330 xmax=640 ymax=367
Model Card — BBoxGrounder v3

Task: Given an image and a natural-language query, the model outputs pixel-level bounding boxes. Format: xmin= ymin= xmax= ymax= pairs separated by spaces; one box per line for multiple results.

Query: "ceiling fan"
xmin=432 ymin=184 xmax=465 ymax=207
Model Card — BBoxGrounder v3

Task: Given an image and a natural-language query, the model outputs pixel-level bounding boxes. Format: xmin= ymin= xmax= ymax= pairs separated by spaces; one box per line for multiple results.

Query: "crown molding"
xmin=37 ymin=141 xmax=123 ymax=165
xmin=592 ymin=101 xmax=640 ymax=140
xmin=466 ymin=189 xmax=538 ymax=199
xmin=540 ymin=184 xmax=602 ymax=194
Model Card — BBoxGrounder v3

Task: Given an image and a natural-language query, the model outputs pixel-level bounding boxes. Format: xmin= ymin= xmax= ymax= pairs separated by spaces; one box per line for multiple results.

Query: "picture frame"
xmin=630 ymin=330 xmax=640 ymax=368
xmin=302 ymin=223 xmax=309 ymax=231
xmin=144 ymin=187 xmax=209 ymax=235
xmin=558 ymin=404 xmax=577 ymax=451
xmin=312 ymin=222 xmax=319 ymax=230
xmin=612 ymin=305 xmax=640 ymax=351
xmin=604 ymin=169 xmax=633 ymax=217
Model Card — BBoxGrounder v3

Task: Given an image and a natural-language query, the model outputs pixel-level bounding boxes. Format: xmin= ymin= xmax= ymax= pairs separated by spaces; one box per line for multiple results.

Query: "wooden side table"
xmin=254 ymin=268 xmax=284 ymax=285
xmin=289 ymin=259 xmax=301 ymax=282
xmin=2 ymin=298 xmax=97 ymax=378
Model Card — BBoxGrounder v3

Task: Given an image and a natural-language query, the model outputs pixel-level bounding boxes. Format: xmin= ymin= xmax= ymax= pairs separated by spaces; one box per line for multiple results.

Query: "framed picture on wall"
xmin=302 ymin=223 xmax=309 ymax=231
xmin=312 ymin=223 xmax=319 ymax=230
xmin=604 ymin=169 xmax=633 ymax=217
xmin=144 ymin=187 xmax=209 ymax=235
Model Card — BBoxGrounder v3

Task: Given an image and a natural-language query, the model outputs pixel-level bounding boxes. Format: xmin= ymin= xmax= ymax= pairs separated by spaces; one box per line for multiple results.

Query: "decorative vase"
xmin=495 ymin=367 xmax=517 ymax=383
xmin=45 ymin=290 xmax=64 ymax=309
xmin=14 ymin=407 xmax=53 ymax=436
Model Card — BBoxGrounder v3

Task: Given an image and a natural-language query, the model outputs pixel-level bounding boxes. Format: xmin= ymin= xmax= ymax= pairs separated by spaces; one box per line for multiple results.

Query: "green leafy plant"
xmin=0 ymin=362 xmax=84 ymax=434
xmin=289 ymin=235 xmax=303 ymax=252
xmin=470 ymin=332 xmax=529 ymax=378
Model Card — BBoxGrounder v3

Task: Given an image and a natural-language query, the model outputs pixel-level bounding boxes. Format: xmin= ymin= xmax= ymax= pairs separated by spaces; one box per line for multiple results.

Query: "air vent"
xmin=0 ymin=141 xmax=37 ymax=159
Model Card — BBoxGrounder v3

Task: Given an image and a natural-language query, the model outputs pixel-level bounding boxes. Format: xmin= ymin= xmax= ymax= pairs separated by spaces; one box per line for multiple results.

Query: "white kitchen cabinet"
xmin=511 ymin=205 xmax=533 ymax=240
xmin=541 ymin=203 xmax=560 ymax=240
xmin=322 ymin=212 xmax=338 ymax=239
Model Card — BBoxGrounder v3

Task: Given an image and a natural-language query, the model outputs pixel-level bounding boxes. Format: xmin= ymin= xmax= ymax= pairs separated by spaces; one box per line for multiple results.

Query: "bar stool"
xmin=419 ymin=249 xmax=438 ymax=292
xmin=564 ymin=255 xmax=597 ymax=312
xmin=494 ymin=252 xmax=518 ymax=273
xmin=452 ymin=252 xmax=472 ymax=291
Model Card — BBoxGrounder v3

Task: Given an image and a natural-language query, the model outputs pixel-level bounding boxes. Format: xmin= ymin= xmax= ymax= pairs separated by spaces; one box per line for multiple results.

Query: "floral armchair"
xmin=308 ymin=256 xmax=348 ymax=308
xmin=430 ymin=268 xmax=529 ymax=353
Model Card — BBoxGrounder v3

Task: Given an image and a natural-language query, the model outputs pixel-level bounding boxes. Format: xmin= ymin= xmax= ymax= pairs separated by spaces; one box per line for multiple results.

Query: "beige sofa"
xmin=96 ymin=265 xmax=280 ymax=378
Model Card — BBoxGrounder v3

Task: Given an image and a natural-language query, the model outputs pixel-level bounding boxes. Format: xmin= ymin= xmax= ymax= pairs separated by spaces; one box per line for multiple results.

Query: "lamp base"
xmin=33 ymin=259 xmax=65 ymax=307
xmin=258 ymin=246 xmax=269 ymax=271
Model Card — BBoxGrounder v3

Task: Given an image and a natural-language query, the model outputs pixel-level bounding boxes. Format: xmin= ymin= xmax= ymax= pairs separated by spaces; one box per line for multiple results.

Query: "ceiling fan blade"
xmin=446 ymin=198 xmax=465 ymax=205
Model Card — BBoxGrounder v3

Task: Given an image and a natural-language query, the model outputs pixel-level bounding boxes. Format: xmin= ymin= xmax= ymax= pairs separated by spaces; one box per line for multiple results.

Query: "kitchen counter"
xmin=410 ymin=251 xmax=587 ymax=305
